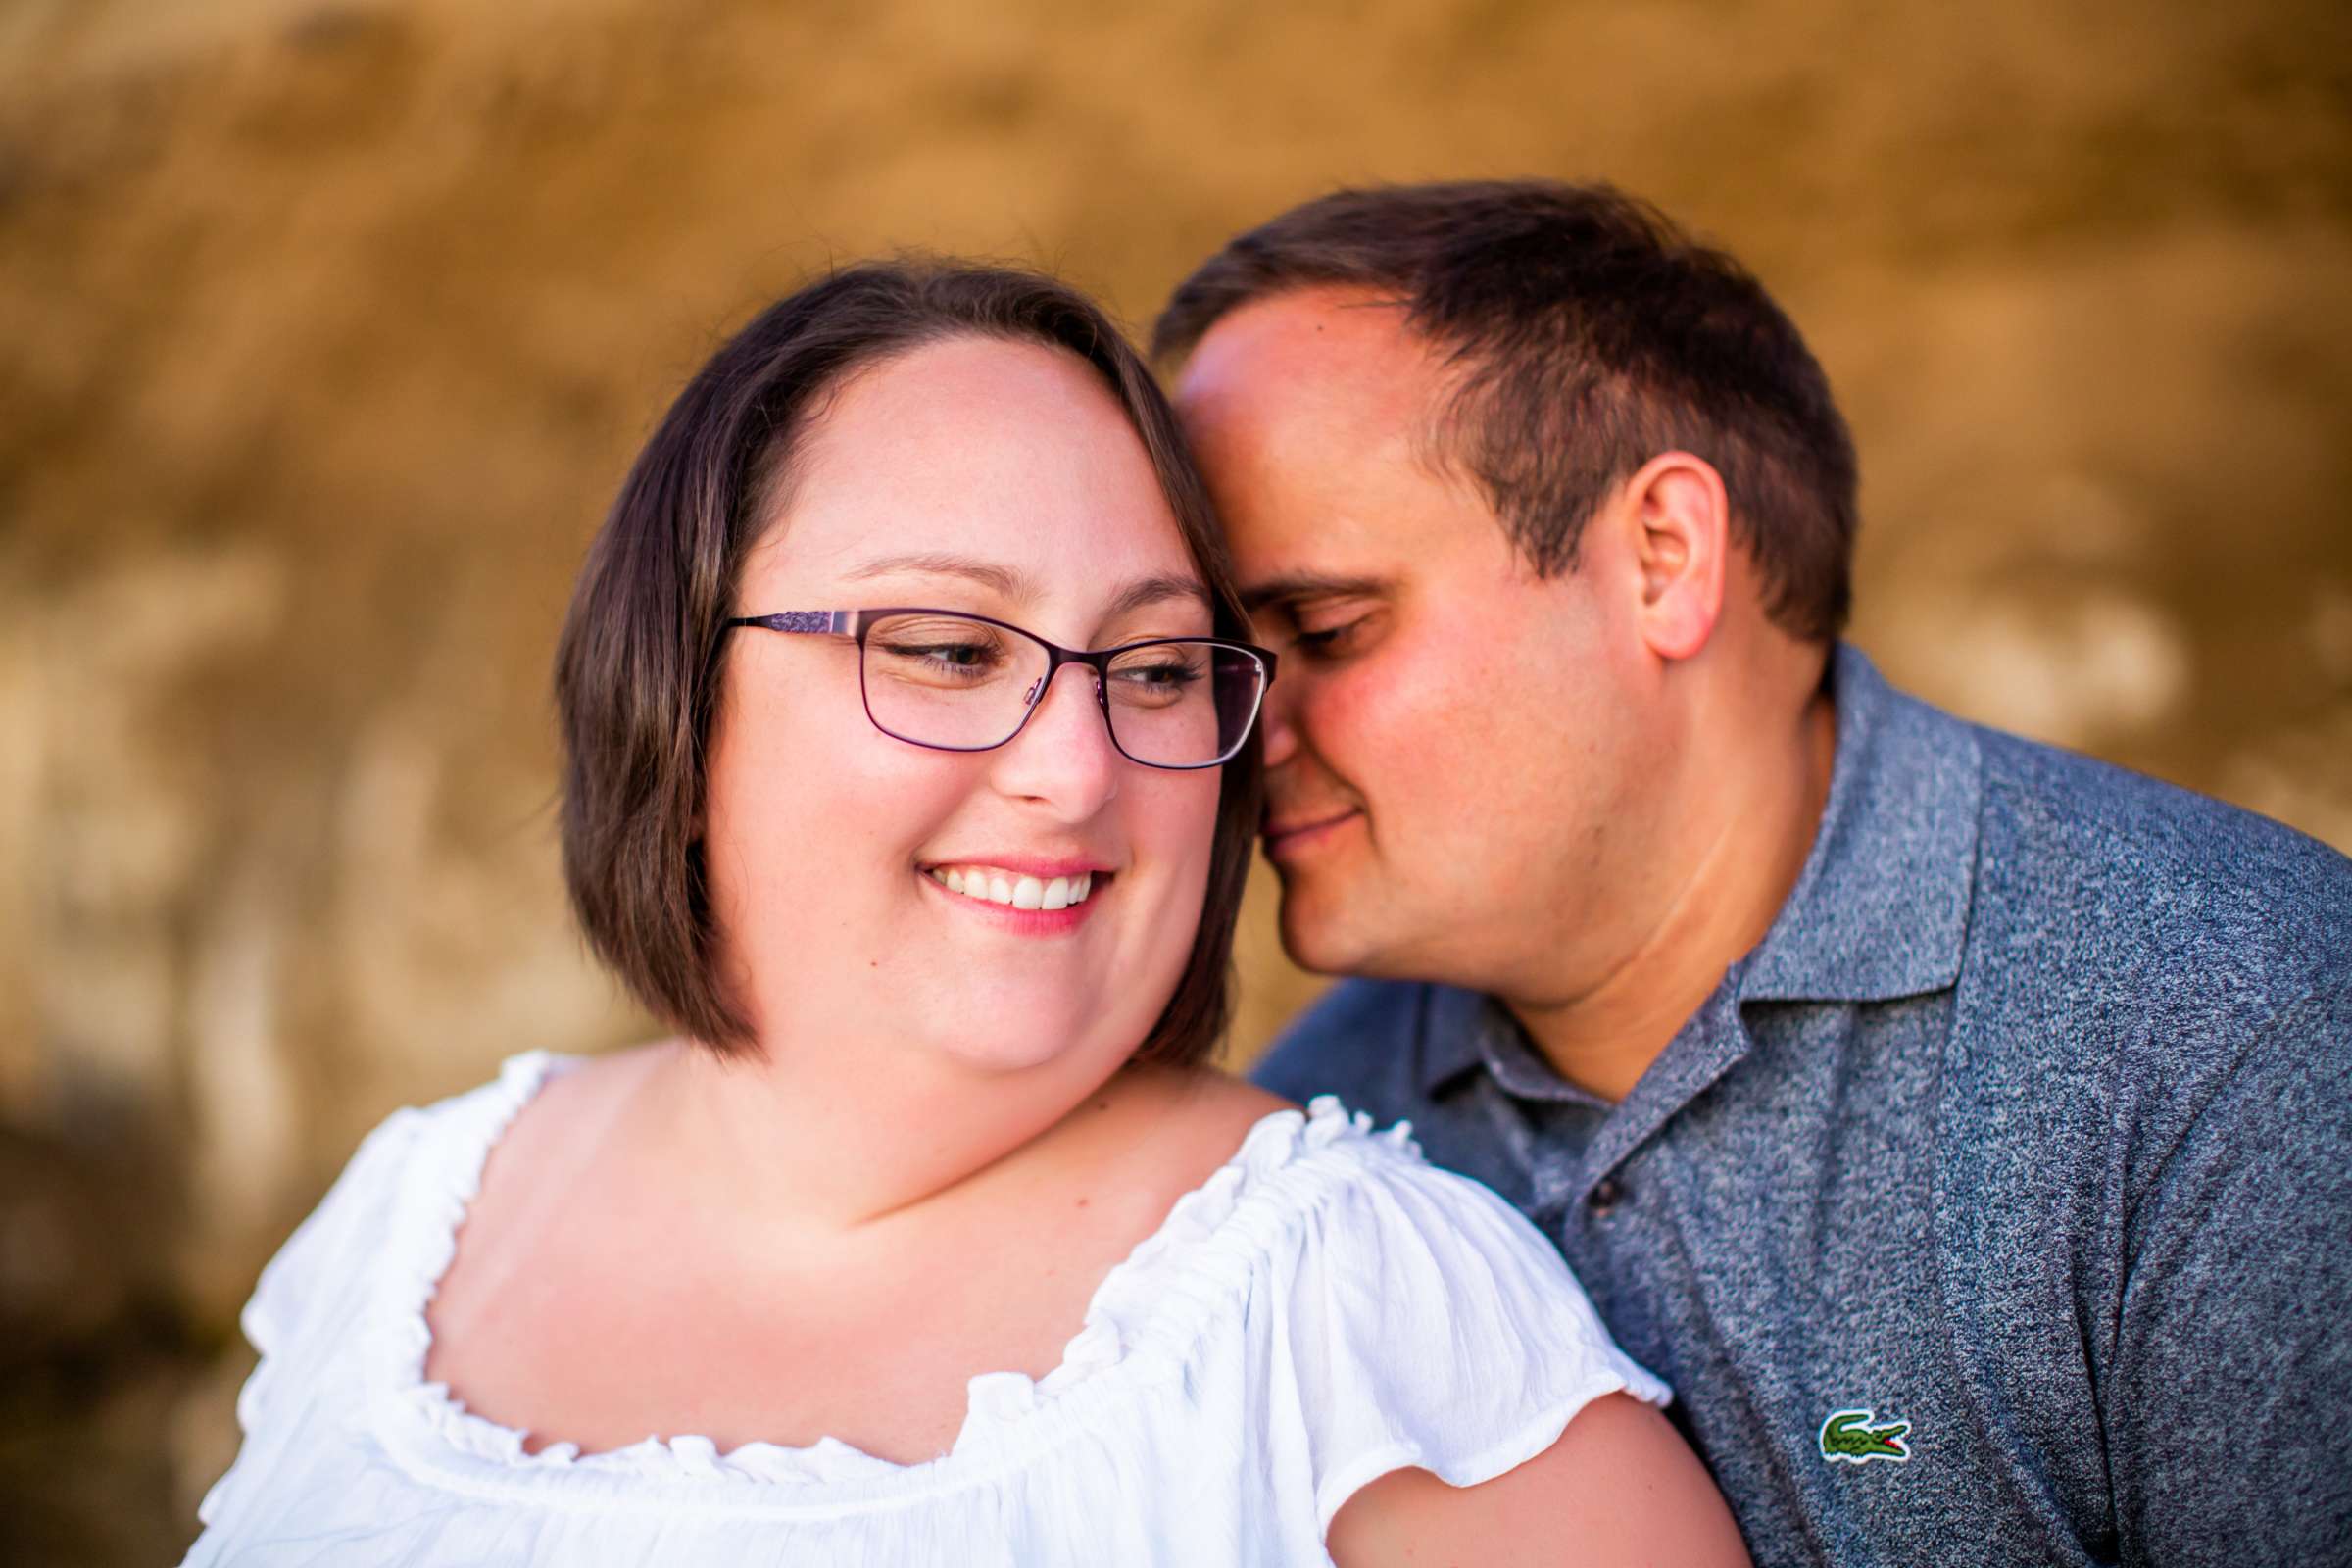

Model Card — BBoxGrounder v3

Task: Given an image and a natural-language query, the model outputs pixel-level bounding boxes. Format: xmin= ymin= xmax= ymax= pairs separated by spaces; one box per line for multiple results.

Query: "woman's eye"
xmin=884 ymin=640 xmax=997 ymax=669
xmin=1120 ymin=662 xmax=1200 ymax=686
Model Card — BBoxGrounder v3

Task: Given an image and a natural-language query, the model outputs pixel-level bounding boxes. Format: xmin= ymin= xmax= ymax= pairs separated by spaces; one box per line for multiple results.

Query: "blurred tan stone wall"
xmin=1 ymin=0 xmax=2345 ymax=1557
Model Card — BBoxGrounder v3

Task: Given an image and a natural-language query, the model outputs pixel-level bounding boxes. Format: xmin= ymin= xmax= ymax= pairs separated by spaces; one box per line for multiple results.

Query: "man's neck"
xmin=1508 ymin=686 xmax=1838 ymax=1103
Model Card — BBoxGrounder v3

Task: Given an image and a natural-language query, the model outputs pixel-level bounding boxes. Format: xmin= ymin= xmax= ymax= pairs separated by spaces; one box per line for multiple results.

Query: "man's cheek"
xmin=1345 ymin=669 xmax=1476 ymax=783
xmin=1274 ymin=679 xmax=1353 ymax=783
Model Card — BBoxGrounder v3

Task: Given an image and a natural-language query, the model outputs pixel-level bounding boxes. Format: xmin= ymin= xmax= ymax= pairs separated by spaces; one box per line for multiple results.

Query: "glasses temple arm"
xmin=724 ymin=611 xmax=857 ymax=634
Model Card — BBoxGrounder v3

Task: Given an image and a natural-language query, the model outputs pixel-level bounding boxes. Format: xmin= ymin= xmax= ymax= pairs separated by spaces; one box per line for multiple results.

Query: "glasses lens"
xmin=1102 ymin=643 xmax=1266 ymax=767
xmin=859 ymin=612 xmax=1046 ymax=750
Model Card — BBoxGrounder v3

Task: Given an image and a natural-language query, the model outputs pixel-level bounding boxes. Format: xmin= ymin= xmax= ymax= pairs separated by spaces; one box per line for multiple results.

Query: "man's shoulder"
xmin=1855 ymin=654 xmax=2351 ymax=981
xmin=1964 ymin=722 xmax=2352 ymax=1008
xmin=1248 ymin=978 xmax=1432 ymax=1109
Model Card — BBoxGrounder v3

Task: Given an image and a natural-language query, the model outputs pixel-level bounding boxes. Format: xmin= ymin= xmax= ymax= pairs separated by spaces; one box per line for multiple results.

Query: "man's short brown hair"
xmin=557 ymin=260 xmax=1261 ymax=1063
xmin=1153 ymin=180 xmax=1858 ymax=642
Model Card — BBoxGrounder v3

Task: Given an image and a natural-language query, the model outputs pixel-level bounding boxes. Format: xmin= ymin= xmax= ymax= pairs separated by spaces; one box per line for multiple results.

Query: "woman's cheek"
xmin=1129 ymin=774 xmax=1222 ymax=945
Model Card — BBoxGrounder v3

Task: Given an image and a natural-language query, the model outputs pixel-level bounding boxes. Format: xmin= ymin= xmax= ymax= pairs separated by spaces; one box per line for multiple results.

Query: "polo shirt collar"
xmin=1739 ymin=642 xmax=1980 ymax=1004
xmin=1420 ymin=986 xmax=1612 ymax=1107
xmin=1416 ymin=987 xmax=1488 ymax=1097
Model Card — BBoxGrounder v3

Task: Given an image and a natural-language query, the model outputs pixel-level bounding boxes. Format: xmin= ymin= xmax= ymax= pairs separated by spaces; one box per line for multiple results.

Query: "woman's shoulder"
xmin=1109 ymin=1068 xmax=1527 ymax=1241
xmin=1115 ymin=1064 xmax=1296 ymax=1170
xmin=1183 ymin=1081 xmax=1668 ymax=1394
xmin=259 ymin=1053 xmax=540 ymax=1279
xmin=447 ymin=1044 xmax=662 ymax=1200
xmin=1084 ymin=1069 xmax=1530 ymax=1251
xmin=243 ymin=1049 xmax=618 ymax=1340
xmin=1096 ymin=1072 xmax=1586 ymax=1321
xmin=1155 ymin=1089 xmax=1676 ymax=1542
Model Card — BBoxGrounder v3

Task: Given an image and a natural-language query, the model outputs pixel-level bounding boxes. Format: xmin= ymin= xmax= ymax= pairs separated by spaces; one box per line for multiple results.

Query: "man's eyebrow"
xmin=841 ymin=553 xmax=1030 ymax=599
xmin=1240 ymin=572 xmax=1387 ymax=615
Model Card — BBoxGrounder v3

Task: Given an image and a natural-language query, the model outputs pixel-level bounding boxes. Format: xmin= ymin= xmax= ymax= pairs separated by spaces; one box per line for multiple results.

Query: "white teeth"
xmin=927 ymin=864 xmax=1100 ymax=910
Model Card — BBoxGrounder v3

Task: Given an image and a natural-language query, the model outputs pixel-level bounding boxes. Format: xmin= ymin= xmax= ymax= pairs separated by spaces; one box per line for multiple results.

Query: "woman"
xmin=183 ymin=262 xmax=1745 ymax=1565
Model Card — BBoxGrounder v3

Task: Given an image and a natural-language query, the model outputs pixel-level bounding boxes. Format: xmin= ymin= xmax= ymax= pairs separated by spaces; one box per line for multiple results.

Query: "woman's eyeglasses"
xmin=724 ymin=609 xmax=1276 ymax=770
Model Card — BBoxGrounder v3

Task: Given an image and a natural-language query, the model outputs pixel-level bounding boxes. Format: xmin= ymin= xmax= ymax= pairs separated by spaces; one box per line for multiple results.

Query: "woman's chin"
xmin=911 ymin=1012 xmax=1130 ymax=1080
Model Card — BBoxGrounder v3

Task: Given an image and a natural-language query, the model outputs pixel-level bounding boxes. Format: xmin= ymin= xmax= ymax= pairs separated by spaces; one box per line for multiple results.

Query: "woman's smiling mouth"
xmin=925 ymin=863 xmax=1099 ymax=910
xmin=918 ymin=856 xmax=1118 ymax=934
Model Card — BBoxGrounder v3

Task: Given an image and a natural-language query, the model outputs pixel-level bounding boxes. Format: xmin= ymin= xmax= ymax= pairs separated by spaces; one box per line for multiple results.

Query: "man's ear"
xmin=1622 ymin=451 xmax=1728 ymax=662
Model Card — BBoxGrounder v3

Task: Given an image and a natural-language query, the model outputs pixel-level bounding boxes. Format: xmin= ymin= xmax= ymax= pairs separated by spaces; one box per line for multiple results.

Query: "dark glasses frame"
xmin=724 ymin=607 xmax=1277 ymax=771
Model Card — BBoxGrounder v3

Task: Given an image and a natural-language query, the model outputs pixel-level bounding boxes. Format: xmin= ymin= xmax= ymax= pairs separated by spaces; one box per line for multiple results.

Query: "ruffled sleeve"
xmin=198 ymin=1105 xmax=424 ymax=1528
xmin=1256 ymin=1100 xmax=1670 ymax=1537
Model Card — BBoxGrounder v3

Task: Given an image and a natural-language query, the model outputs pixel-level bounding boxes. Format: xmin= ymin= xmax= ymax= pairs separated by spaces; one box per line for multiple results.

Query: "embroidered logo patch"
xmin=1818 ymin=1408 xmax=1911 ymax=1465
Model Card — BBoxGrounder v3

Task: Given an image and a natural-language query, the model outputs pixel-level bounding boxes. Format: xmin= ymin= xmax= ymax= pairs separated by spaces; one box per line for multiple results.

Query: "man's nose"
xmin=1255 ymin=673 xmax=1301 ymax=768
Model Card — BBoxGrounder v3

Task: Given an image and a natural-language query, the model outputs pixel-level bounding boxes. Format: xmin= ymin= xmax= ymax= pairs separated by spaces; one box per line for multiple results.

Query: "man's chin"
xmin=1276 ymin=886 xmax=1397 ymax=980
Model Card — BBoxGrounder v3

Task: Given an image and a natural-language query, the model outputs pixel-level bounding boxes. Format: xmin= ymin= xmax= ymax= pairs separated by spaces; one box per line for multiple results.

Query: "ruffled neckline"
xmin=366 ymin=1051 xmax=1419 ymax=1507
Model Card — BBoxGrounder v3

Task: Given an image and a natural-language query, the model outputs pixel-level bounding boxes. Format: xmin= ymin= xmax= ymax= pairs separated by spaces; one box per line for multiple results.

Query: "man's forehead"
xmin=1173 ymin=288 xmax=1496 ymax=605
xmin=1191 ymin=283 xmax=1412 ymax=354
xmin=1173 ymin=288 xmax=1442 ymax=427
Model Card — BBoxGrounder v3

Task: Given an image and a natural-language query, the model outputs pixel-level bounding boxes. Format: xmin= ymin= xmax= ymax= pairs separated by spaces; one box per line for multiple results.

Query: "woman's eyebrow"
xmin=842 ymin=556 xmax=1210 ymax=620
xmin=842 ymin=553 xmax=1029 ymax=599
xmin=1104 ymin=574 xmax=1213 ymax=619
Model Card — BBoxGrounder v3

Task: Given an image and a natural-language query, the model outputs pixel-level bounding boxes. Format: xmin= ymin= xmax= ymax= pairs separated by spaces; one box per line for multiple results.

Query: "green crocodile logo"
xmin=1819 ymin=1409 xmax=1911 ymax=1465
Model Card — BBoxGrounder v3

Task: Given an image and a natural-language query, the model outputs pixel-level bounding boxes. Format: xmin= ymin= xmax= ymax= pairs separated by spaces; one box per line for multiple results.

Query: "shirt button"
xmin=1589 ymin=1176 xmax=1626 ymax=1215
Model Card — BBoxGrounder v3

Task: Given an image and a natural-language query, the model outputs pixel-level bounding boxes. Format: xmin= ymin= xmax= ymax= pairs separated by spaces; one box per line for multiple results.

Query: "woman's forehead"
xmin=749 ymin=339 xmax=1197 ymax=599
xmin=805 ymin=338 xmax=1147 ymax=493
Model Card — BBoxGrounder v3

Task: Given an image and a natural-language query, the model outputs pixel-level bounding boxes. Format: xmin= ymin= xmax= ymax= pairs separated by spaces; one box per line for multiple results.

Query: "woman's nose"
xmin=990 ymin=662 xmax=1121 ymax=814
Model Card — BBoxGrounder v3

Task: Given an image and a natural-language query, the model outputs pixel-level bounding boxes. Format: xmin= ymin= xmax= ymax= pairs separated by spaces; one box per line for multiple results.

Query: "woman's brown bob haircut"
xmin=556 ymin=261 xmax=1262 ymax=1066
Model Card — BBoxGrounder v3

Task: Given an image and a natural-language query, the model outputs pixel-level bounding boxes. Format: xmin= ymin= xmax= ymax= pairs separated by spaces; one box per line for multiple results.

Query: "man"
xmin=1156 ymin=181 xmax=2352 ymax=1564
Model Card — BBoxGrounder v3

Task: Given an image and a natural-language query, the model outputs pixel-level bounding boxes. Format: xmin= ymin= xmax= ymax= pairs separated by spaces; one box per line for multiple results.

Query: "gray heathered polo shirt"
xmin=1252 ymin=644 xmax=2352 ymax=1566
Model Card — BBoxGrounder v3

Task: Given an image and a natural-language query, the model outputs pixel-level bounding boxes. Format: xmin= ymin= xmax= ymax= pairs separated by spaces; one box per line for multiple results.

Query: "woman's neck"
xmin=630 ymin=1032 xmax=1178 ymax=1253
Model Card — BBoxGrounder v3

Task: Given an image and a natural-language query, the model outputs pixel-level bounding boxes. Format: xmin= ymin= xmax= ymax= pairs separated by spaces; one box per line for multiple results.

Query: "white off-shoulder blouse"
xmin=183 ymin=1052 xmax=1667 ymax=1566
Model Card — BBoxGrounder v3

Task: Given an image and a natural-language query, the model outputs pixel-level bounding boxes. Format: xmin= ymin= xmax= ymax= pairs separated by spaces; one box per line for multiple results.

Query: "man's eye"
xmin=1294 ymin=618 xmax=1363 ymax=655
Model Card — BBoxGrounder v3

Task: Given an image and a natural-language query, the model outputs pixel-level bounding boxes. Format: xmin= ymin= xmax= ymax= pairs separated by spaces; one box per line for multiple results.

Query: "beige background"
xmin=2 ymin=0 xmax=2347 ymax=1557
